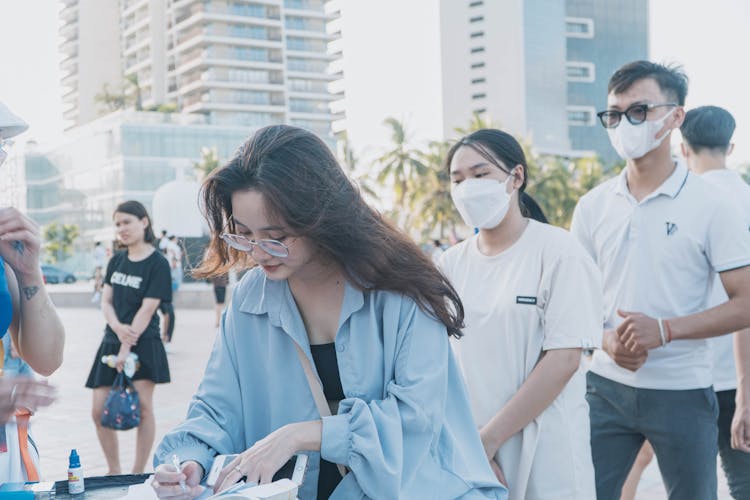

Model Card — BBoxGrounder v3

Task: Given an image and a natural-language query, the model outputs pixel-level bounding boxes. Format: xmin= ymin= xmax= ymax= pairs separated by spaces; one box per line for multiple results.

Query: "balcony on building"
xmin=59 ymin=2 xmax=79 ymax=23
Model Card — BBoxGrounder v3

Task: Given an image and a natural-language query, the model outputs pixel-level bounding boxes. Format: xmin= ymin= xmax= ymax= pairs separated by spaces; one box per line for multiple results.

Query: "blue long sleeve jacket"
xmin=154 ymin=268 xmax=506 ymax=499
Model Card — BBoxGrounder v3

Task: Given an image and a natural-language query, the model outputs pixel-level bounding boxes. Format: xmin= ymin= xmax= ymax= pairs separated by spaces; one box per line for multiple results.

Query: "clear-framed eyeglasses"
xmin=596 ymin=103 xmax=678 ymax=129
xmin=220 ymin=233 xmax=290 ymax=258
xmin=0 ymin=139 xmax=14 ymax=168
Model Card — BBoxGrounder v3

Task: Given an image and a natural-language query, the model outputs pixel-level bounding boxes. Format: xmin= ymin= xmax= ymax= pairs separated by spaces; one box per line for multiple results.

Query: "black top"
xmin=310 ymin=343 xmax=345 ymax=499
xmin=103 ymin=250 xmax=172 ymax=343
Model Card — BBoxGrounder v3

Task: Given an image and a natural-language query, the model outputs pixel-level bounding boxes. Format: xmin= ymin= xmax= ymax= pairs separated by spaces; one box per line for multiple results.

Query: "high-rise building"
xmin=37 ymin=0 xmax=344 ymax=273
xmin=438 ymin=0 xmax=648 ymax=163
xmin=59 ymin=0 xmax=344 ymax=139
xmin=59 ymin=0 xmax=122 ymax=127
xmin=566 ymin=0 xmax=649 ymax=165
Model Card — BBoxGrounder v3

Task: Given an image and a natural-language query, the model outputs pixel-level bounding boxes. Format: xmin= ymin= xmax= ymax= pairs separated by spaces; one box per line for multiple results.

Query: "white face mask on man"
xmin=608 ymin=107 xmax=676 ymax=160
xmin=450 ymin=175 xmax=515 ymax=230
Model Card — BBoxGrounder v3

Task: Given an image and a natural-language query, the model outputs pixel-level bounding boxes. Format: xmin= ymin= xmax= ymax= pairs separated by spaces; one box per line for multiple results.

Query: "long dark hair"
xmin=114 ymin=200 xmax=156 ymax=243
xmin=444 ymin=129 xmax=547 ymax=223
xmin=196 ymin=125 xmax=465 ymax=338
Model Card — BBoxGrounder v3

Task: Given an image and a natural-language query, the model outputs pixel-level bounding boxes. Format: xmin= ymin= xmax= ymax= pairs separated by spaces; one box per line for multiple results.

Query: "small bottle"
xmin=101 ymin=354 xmax=117 ymax=368
xmin=68 ymin=449 xmax=85 ymax=494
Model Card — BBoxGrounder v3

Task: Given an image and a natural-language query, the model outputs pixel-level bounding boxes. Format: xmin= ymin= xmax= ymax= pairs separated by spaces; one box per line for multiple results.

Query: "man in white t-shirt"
xmin=571 ymin=61 xmax=750 ymax=500
xmin=680 ymin=105 xmax=750 ymax=498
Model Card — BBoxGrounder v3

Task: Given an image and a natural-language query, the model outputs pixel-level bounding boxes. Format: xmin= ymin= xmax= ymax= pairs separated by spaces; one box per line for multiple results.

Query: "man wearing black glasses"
xmin=570 ymin=61 xmax=750 ymax=499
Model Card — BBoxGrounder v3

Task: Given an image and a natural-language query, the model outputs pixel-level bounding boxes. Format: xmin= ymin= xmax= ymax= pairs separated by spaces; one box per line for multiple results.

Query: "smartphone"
xmin=206 ymin=453 xmax=308 ymax=488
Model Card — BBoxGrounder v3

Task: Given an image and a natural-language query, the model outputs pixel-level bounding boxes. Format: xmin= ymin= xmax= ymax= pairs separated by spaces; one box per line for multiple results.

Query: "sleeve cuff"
xmin=156 ymin=445 xmax=216 ymax=482
xmin=543 ymin=337 xmax=600 ymax=351
xmin=714 ymin=259 xmax=750 ymax=273
xmin=320 ymin=413 xmax=351 ymax=465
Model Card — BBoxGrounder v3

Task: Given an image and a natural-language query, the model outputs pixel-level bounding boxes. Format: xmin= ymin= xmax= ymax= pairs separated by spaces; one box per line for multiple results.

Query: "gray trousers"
xmin=586 ymin=371 xmax=718 ymax=500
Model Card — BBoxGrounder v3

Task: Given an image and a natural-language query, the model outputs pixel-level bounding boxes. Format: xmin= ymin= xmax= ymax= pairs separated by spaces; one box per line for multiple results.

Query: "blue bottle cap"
xmin=69 ymin=449 xmax=80 ymax=468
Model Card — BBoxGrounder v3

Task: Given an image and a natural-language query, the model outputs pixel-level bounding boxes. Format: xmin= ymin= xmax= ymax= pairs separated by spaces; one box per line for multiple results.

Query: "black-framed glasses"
xmin=596 ymin=103 xmax=678 ymax=129
xmin=0 ymin=139 xmax=14 ymax=167
xmin=220 ymin=233 xmax=290 ymax=258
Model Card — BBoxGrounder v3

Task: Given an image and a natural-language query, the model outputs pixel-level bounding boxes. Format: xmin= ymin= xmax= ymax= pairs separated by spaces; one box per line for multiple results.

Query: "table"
xmin=52 ymin=473 xmax=151 ymax=499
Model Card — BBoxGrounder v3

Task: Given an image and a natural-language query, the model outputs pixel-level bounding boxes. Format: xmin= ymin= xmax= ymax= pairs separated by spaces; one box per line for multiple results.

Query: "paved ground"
xmin=34 ymin=306 xmax=219 ymax=481
xmin=29 ymin=306 xmax=731 ymax=498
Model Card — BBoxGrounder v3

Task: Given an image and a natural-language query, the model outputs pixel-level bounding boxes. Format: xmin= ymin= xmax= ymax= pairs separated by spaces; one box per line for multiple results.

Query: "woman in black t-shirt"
xmin=86 ymin=200 xmax=172 ymax=475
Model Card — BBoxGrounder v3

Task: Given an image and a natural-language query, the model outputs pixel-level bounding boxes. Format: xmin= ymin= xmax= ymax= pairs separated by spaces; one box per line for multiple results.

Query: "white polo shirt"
xmin=700 ymin=169 xmax=750 ymax=392
xmin=571 ymin=162 xmax=750 ymax=390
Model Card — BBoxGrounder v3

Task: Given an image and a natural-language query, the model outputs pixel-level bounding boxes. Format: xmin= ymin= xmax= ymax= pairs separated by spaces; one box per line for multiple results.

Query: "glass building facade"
xmin=566 ymin=0 xmax=649 ymax=165
xmin=440 ymin=0 xmax=648 ymax=163
xmin=19 ymin=111 xmax=254 ymax=243
xmin=524 ymin=0 xmax=570 ymax=154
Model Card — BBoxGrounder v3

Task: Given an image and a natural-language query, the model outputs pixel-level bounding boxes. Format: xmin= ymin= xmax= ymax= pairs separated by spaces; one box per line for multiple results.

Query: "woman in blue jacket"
xmin=151 ymin=125 xmax=506 ymax=500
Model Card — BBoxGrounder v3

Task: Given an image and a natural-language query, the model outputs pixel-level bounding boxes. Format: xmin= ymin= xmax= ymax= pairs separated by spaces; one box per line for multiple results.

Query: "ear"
xmin=671 ymin=105 xmax=686 ymax=129
xmin=655 ymin=106 xmax=684 ymax=140
xmin=511 ymin=165 xmax=525 ymax=189
xmin=727 ymin=143 xmax=735 ymax=156
xmin=680 ymin=142 xmax=689 ymax=158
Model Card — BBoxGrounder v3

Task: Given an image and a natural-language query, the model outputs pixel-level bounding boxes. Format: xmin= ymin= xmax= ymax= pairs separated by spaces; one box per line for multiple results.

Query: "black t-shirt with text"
xmin=103 ymin=250 xmax=172 ymax=343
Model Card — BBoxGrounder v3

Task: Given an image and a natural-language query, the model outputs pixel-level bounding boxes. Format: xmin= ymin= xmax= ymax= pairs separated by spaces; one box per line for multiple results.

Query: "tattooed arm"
xmin=0 ymin=208 xmax=65 ymax=376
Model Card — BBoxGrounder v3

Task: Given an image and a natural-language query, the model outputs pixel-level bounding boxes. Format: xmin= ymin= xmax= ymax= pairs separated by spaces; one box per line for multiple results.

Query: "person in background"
xmin=571 ymin=61 xmax=750 ymax=500
xmin=158 ymin=230 xmax=169 ymax=255
xmin=86 ymin=200 xmax=172 ymax=475
xmin=167 ymin=235 xmax=184 ymax=292
xmin=160 ymin=235 xmax=182 ymax=350
xmin=430 ymin=239 xmax=444 ymax=264
xmin=210 ymin=273 xmax=229 ymax=328
xmin=0 ymin=101 xmax=65 ymax=482
xmin=681 ymin=105 xmax=750 ymax=498
xmin=92 ymin=241 xmax=107 ymax=303
xmin=439 ymin=129 xmax=599 ymax=500
xmin=151 ymin=125 xmax=506 ymax=500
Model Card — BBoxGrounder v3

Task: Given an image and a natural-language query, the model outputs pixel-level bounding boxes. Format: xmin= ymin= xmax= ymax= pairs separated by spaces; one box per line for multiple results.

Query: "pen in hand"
xmin=171 ymin=454 xmax=187 ymax=493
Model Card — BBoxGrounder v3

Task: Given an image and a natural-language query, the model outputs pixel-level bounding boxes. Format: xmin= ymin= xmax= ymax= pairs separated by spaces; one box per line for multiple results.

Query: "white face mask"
xmin=607 ymin=108 xmax=676 ymax=160
xmin=451 ymin=176 xmax=515 ymax=230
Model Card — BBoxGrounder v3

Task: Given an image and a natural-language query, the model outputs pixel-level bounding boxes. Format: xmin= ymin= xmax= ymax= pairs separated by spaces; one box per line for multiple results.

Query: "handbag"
xmin=100 ymin=371 xmax=141 ymax=430
xmin=293 ymin=342 xmax=347 ymax=478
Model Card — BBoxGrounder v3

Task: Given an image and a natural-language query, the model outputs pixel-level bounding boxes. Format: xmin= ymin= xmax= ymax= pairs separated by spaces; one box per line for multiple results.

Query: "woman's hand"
xmin=489 ymin=458 xmax=508 ymax=488
xmin=0 ymin=208 xmax=42 ymax=283
xmin=732 ymin=395 xmax=750 ymax=452
xmin=479 ymin=425 xmax=499 ymax=461
xmin=115 ymin=345 xmax=131 ymax=373
xmin=0 ymin=377 xmax=56 ymax=423
xmin=214 ymin=421 xmax=320 ymax=493
xmin=113 ymin=324 xmax=138 ymax=346
xmin=480 ymin=425 xmax=508 ymax=487
xmin=152 ymin=460 xmax=204 ymax=499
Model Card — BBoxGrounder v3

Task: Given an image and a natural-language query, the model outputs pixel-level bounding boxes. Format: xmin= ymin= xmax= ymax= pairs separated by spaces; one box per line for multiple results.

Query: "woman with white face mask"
xmin=438 ymin=129 xmax=602 ymax=500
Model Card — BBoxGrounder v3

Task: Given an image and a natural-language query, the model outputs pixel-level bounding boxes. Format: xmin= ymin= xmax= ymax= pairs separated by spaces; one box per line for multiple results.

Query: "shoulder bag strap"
xmin=293 ymin=341 xmax=347 ymax=478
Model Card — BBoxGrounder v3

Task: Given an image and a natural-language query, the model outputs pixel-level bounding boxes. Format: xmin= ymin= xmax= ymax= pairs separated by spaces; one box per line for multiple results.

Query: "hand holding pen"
xmin=151 ymin=456 xmax=205 ymax=499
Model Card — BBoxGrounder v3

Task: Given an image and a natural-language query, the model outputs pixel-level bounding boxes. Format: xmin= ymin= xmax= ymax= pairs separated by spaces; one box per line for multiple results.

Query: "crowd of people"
xmin=0 ymin=59 xmax=749 ymax=500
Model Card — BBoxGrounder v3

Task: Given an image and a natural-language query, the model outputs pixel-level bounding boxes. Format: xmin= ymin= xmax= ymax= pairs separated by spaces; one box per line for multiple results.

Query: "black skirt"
xmin=85 ymin=336 xmax=171 ymax=388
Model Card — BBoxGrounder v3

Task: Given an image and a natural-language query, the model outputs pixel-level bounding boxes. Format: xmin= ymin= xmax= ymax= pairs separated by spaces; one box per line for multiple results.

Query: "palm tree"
xmin=125 ymin=73 xmax=143 ymax=111
xmin=453 ymin=111 xmax=499 ymax=137
xmin=411 ymin=140 xmax=461 ymax=239
xmin=374 ymin=118 xmax=427 ymax=227
xmin=193 ymin=147 xmax=221 ymax=180
xmin=338 ymin=133 xmax=377 ymax=201
xmin=94 ymin=74 xmax=145 ymax=114
xmin=94 ymin=83 xmax=128 ymax=113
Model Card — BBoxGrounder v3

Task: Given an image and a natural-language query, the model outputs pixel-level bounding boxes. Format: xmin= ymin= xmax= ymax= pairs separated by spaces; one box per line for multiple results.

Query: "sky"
xmin=1 ymin=0 xmax=750 ymax=167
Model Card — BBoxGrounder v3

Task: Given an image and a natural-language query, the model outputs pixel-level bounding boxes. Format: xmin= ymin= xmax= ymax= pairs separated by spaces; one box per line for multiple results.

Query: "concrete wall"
xmin=49 ymin=286 xmax=220 ymax=309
